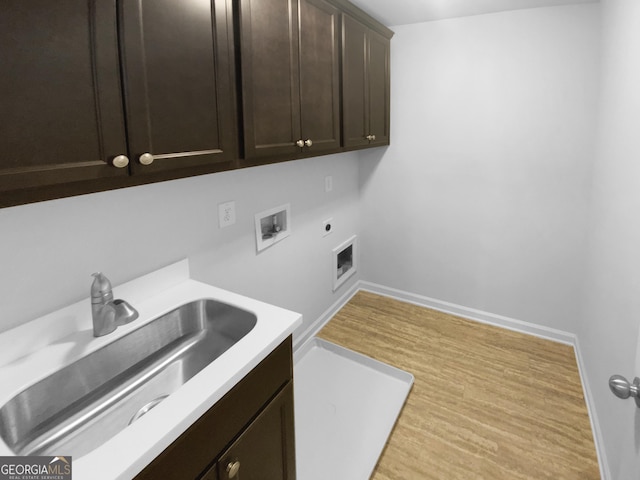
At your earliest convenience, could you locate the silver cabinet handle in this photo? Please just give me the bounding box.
[371,134,376,141]
[304,139,313,147]
[609,374,640,407]
[226,460,240,478]
[295,139,305,148]
[139,152,154,165]
[112,155,129,168]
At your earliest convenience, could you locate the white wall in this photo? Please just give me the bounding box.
[0,153,361,341]
[580,1,640,478]
[360,4,601,333]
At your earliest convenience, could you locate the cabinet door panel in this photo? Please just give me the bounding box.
[239,0,301,159]
[341,14,369,148]
[299,0,341,154]
[120,0,237,174]
[216,383,296,480]
[0,0,128,192]
[368,29,390,146]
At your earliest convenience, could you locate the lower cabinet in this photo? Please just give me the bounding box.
[203,383,295,480]
[134,337,295,480]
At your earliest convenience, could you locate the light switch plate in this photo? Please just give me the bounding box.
[218,201,236,228]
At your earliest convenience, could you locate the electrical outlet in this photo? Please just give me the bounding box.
[218,201,236,228]
[322,218,333,236]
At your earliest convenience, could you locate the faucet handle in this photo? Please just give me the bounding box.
[91,272,114,303]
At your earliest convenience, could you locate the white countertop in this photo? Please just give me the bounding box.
[0,260,302,479]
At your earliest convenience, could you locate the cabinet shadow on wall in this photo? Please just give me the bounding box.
[358,146,388,190]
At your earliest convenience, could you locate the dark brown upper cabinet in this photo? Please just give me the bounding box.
[0,0,237,207]
[342,13,391,149]
[119,0,237,176]
[238,0,341,162]
[0,0,391,209]
[0,0,128,196]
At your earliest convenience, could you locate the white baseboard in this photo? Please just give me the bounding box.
[360,281,577,345]
[573,337,610,480]
[298,280,610,479]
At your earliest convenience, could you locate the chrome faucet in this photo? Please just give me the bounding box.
[91,272,139,337]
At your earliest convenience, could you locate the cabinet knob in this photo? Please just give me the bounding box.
[366,134,376,142]
[139,152,154,165]
[295,139,305,148]
[304,139,313,147]
[112,155,129,168]
[371,134,376,141]
[226,460,240,478]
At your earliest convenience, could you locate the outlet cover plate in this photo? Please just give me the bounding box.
[218,201,236,228]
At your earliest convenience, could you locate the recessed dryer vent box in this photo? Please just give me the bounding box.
[255,204,291,252]
[333,235,357,291]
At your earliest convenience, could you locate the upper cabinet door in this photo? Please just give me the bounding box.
[342,13,391,149]
[367,28,390,147]
[239,0,302,160]
[342,14,369,148]
[0,0,128,194]
[239,0,341,161]
[298,0,341,154]
[119,0,238,175]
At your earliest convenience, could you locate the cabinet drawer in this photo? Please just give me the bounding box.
[134,337,293,480]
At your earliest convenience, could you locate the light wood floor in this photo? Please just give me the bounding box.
[318,291,600,480]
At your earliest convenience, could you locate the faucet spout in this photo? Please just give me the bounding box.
[113,299,139,326]
[91,273,138,337]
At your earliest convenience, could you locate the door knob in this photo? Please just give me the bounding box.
[112,155,129,168]
[609,374,640,407]
[139,152,154,165]
[304,139,313,147]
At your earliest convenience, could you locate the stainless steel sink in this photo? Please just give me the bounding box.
[0,299,257,458]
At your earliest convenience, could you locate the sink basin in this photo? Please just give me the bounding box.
[0,299,257,458]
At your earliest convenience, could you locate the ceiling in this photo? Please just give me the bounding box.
[347,0,599,27]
